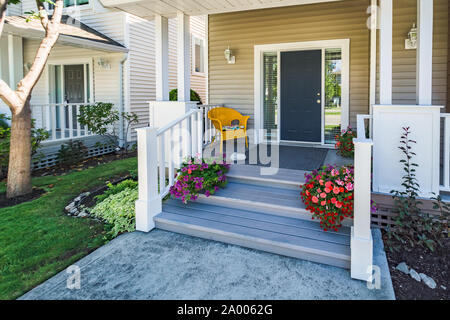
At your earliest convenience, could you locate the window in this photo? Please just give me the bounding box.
[192,36,205,74]
[263,52,278,140]
[324,48,343,144]
[48,0,89,9]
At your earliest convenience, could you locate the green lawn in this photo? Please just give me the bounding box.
[0,157,137,300]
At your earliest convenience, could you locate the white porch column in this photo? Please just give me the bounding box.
[177,12,191,102]
[379,0,393,105]
[155,15,169,101]
[135,127,162,232]
[351,139,373,281]
[416,0,433,105]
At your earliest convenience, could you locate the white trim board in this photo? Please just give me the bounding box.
[253,39,350,145]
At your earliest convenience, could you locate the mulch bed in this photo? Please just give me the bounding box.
[32,151,137,178]
[0,187,46,209]
[382,230,450,300]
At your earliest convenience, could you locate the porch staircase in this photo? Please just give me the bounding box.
[154,165,351,269]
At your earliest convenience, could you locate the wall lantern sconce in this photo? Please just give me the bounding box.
[405,23,418,50]
[224,46,236,64]
[97,58,111,70]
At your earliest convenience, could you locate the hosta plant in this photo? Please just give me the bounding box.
[170,156,230,204]
[335,127,356,158]
[302,165,355,231]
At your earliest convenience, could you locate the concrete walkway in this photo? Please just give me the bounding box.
[20,229,395,300]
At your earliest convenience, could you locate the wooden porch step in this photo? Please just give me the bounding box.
[227,164,306,190]
[155,199,351,269]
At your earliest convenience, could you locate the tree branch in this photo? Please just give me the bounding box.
[15,0,63,111]
[0,0,7,38]
[0,79,21,111]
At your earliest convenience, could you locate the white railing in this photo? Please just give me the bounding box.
[31,103,94,143]
[197,104,222,146]
[135,108,203,232]
[440,114,450,191]
[351,114,374,281]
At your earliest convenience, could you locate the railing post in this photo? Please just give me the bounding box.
[351,138,373,281]
[135,127,162,232]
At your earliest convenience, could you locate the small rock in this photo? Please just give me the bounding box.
[409,269,421,282]
[65,203,75,212]
[77,212,89,218]
[419,273,437,289]
[441,285,447,290]
[396,262,409,274]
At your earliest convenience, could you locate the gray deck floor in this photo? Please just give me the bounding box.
[19,229,394,300]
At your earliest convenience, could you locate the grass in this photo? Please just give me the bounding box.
[0,157,137,300]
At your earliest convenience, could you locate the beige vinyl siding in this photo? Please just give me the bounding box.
[448,0,450,112]
[209,0,448,129]
[208,0,371,129]
[389,0,448,106]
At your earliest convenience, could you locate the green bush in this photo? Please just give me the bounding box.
[95,179,138,203]
[169,89,202,104]
[0,113,49,176]
[57,140,88,166]
[90,187,138,237]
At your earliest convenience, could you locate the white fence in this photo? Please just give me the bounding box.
[31,103,94,143]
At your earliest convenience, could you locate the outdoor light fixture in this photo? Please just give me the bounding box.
[405,23,418,50]
[97,58,111,70]
[224,46,236,64]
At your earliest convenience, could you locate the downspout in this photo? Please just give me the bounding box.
[119,52,128,148]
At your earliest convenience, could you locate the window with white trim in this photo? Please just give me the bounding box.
[48,0,89,9]
[192,36,205,74]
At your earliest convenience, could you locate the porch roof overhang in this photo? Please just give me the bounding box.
[99,0,343,19]
[3,16,128,53]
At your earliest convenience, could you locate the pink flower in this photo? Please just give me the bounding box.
[336,202,342,209]
[321,201,326,206]
[317,188,322,193]
[325,181,333,189]
[331,197,337,204]
[346,183,354,191]
[312,196,319,204]
[333,187,340,195]
[319,179,324,186]
[325,188,331,194]
[320,193,327,199]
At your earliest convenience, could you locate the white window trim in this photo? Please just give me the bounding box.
[253,39,350,145]
[191,35,206,76]
[45,1,92,14]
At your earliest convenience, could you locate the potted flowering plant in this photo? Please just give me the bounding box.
[301,165,355,231]
[335,127,356,158]
[169,156,230,204]
[301,164,377,231]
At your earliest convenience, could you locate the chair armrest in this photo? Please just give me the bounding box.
[240,116,250,128]
[209,117,223,131]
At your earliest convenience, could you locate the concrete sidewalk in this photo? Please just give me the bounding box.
[20,229,395,300]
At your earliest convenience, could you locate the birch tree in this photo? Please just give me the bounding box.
[0,0,63,198]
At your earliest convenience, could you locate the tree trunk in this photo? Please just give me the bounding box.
[6,99,32,198]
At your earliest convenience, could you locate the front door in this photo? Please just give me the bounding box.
[64,65,85,103]
[280,50,322,142]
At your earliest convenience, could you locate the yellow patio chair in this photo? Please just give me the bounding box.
[208,107,249,154]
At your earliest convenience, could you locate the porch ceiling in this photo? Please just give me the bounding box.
[99,0,343,19]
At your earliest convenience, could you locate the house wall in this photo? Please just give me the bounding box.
[208,0,448,129]
[23,39,123,129]
[6,3,22,16]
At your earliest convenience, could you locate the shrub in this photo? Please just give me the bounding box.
[335,127,356,158]
[90,187,138,237]
[387,127,449,252]
[95,179,138,203]
[301,165,356,231]
[169,89,202,104]
[77,102,139,153]
[170,156,230,204]
[57,140,88,166]
[0,113,49,176]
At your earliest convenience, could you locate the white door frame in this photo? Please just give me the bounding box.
[254,39,350,145]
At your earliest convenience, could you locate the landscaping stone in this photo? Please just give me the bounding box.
[395,262,409,275]
[409,268,421,282]
[419,273,437,289]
